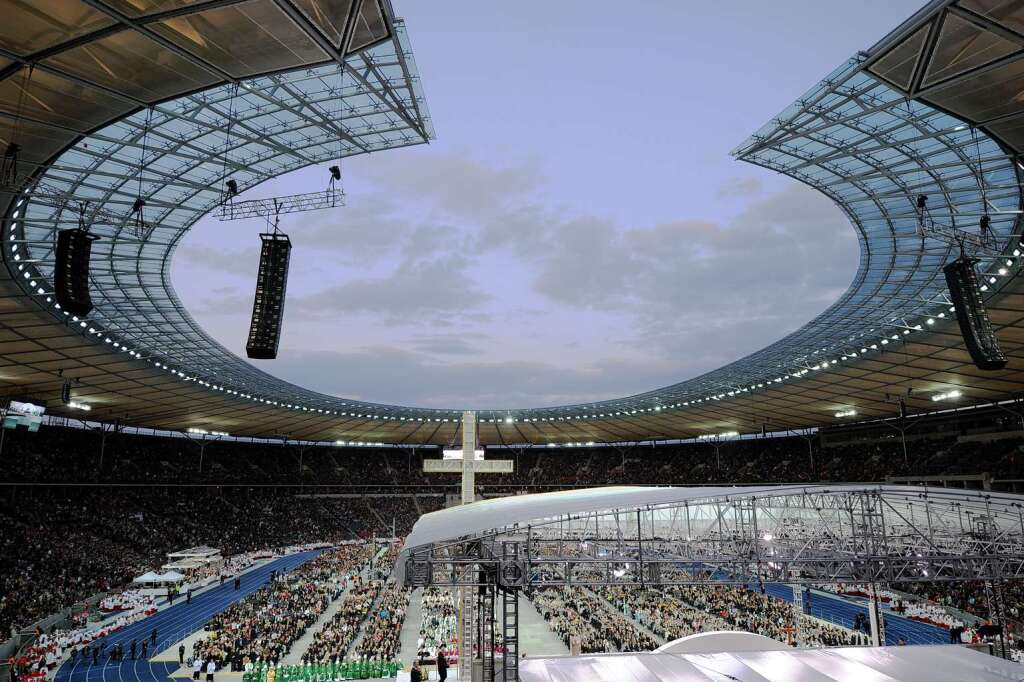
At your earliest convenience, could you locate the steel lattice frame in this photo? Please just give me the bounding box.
[6,19,443,419]
[4,2,1024,436]
[400,485,1024,589]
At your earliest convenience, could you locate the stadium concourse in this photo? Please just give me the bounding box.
[9,0,1024,681]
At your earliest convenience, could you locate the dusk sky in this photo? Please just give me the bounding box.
[173,0,922,410]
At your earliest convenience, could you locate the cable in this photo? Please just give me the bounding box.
[219,83,240,199]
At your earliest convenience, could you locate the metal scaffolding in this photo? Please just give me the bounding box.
[216,186,345,221]
[399,485,1024,681]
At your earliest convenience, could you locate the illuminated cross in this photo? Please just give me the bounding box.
[423,410,512,504]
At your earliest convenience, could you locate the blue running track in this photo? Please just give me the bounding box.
[54,551,322,682]
[762,583,948,645]
[691,565,948,646]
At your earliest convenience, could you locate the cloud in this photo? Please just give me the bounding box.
[360,150,544,220]
[174,148,859,408]
[410,332,488,356]
[265,346,685,408]
[176,244,259,278]
[716,176,763,198]
[525,182,857,361]
[290,253,492,320]
[187,286,252,317]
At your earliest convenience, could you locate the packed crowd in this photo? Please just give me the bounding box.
[354,581,409,662]
[663,580,865,648]
[597,585,731,641]
[193,545,372,669]
[302,545,406,664]
[6,606,152,681]
[547,579,866,654]
[98,590,156,614]
[303,579,382,663]
[6,415,1024,491]
[0,488,435,636]
[530,587,659,653]
[414,588,457,662]
[4,406,1024,641]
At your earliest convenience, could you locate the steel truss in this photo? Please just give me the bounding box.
[216,186,346,221]
[401,487,1024,680]
[402,487,1024,680]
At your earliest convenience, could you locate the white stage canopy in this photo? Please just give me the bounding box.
[132,571,162,584]
[519,646,1023,682]
[167,546,221,560]
[163,559,204,571]
[404,484,1024,550]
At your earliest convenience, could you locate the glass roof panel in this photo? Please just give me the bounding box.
[151,0,328,78]
[44,29,219,103]
[0,67,134,131]
[0,0,116,56]
[6,26,434,419]
[868,24,930,89]
[958,0,1024,36]
[12,8,1015,428]
[292,0,355,46]
[923,13,1020,86]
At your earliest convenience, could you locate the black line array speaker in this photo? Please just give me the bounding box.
[54,228,99,317]
[943,257,1008,371]
[246,232,292,360]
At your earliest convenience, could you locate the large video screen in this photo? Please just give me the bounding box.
[3,400,45,432]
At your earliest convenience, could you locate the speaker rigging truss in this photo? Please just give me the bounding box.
[217,166,344,221]
[3,178,157,241]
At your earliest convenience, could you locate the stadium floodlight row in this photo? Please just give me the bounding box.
[3,0,1024,445]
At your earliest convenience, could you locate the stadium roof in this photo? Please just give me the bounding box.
[3,0,1024,444]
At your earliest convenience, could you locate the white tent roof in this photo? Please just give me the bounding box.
[403,484,1016,551]
[519,646,1022,682]
[404,486,759,550]
[163,559,203,570]
[397,484,1024,584]
[158,571,185,582]
[167,545,220,559]
[656,631,790,655]
[132,571,162,583]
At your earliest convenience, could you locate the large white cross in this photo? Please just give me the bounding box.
[423,411,512,681]
[423,410,512,504]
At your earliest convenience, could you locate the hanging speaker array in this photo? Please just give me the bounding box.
[943,256,1008,371]
[246,231,292,360]
[54,228,99,317]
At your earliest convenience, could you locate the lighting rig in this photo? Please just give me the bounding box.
[217,165,345,221]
